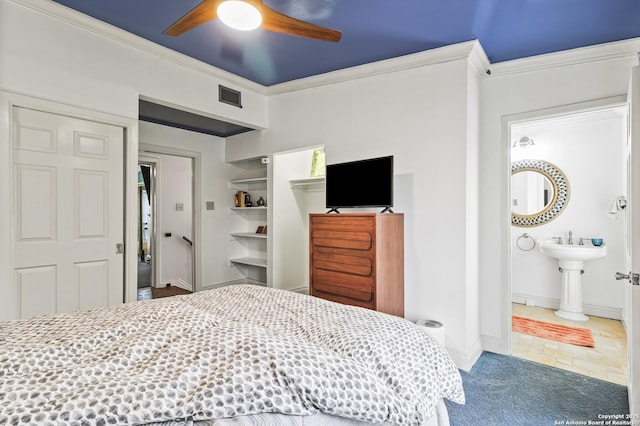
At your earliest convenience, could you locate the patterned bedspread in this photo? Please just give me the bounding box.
[0,285,464,425]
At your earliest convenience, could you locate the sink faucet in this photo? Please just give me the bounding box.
[568,230,573,245]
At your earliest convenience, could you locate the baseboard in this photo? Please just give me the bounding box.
[512,293,557,309]
[512,293,622,320]
[448,337,483,372]
[172,278,192,292]
[482,335,508,355]
[288,286,309,294]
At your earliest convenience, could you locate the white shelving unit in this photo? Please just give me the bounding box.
[227,157,269,284]
[230,232,268,239]
[232,177,268,185]
[230,206,267,211]
[289,176,325,191]
[228,256,268,268]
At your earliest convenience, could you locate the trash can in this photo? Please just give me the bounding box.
[416,319,445,347]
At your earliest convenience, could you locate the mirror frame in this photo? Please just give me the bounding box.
[511,159,570,227]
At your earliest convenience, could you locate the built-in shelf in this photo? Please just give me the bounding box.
[230,257,267,268]
[289,176,325,191]
[230,206,267,212]
[231,177,267,185]
[227,156,269,284]
[231,232,268,239]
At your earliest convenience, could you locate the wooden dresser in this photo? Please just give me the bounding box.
[309,213,404,317]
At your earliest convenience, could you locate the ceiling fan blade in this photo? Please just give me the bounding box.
[261,5,341,42]
[164,0,221,36]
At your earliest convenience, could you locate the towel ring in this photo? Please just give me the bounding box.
[516,233,536,251]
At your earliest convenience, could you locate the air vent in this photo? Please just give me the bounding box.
[219,85,242,108]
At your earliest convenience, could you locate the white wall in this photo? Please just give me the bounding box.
[226,44,487,369]
[463,60,482,358]
[510,108,626,319]
[480,41,639,353]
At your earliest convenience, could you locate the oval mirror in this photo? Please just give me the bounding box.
[511,159,570,227]
[511,171,555,215]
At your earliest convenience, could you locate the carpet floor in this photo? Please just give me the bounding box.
[445,352,629,426]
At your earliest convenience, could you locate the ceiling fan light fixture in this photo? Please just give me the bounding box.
[217,1,262,31]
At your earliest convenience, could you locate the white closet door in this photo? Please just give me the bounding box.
[11,107,124,319]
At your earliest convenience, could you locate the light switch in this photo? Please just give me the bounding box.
[206,201,215,210]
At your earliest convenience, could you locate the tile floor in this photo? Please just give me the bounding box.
[511,303,628,386]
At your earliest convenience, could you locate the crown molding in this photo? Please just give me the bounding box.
[267,40,486,95]
[8,0,268,95]
[489,38,640,77]
[468,40,491,77]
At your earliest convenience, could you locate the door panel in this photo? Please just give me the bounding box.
[15,265,57,319]
[74,170,108,238]
[15,165,57,240]
[11,107,124,318]
[76,260,109,310]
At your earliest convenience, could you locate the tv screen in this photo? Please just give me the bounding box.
[325,155,394,210]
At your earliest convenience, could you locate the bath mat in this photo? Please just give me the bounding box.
[512,316,595,347]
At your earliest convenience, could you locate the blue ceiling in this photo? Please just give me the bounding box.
[51,0,640,86]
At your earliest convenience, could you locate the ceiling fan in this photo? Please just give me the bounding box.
[164,0,342,42]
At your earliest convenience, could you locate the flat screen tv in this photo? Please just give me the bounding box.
[325,155,394,212]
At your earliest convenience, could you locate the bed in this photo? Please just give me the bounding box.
[0,284,464,425]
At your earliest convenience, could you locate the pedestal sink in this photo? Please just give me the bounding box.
[538,239,607,321]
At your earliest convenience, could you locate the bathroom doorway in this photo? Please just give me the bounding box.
[508,102,628,385]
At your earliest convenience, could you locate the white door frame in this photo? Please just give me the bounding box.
[0,91,139,320]
[498,95,628,355]
[139,143,201,293]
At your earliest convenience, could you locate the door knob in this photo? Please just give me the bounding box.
[616,271,640,285]
[615,272,630,280]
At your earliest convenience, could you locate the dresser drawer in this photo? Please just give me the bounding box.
[311,229,373,251]
[310,215,375,232]
[311,289,375,310]
[312,251,372,276]
[311,268,374,302]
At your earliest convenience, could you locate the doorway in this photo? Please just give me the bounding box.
[136,149,195,301]
[508,103,628,385]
